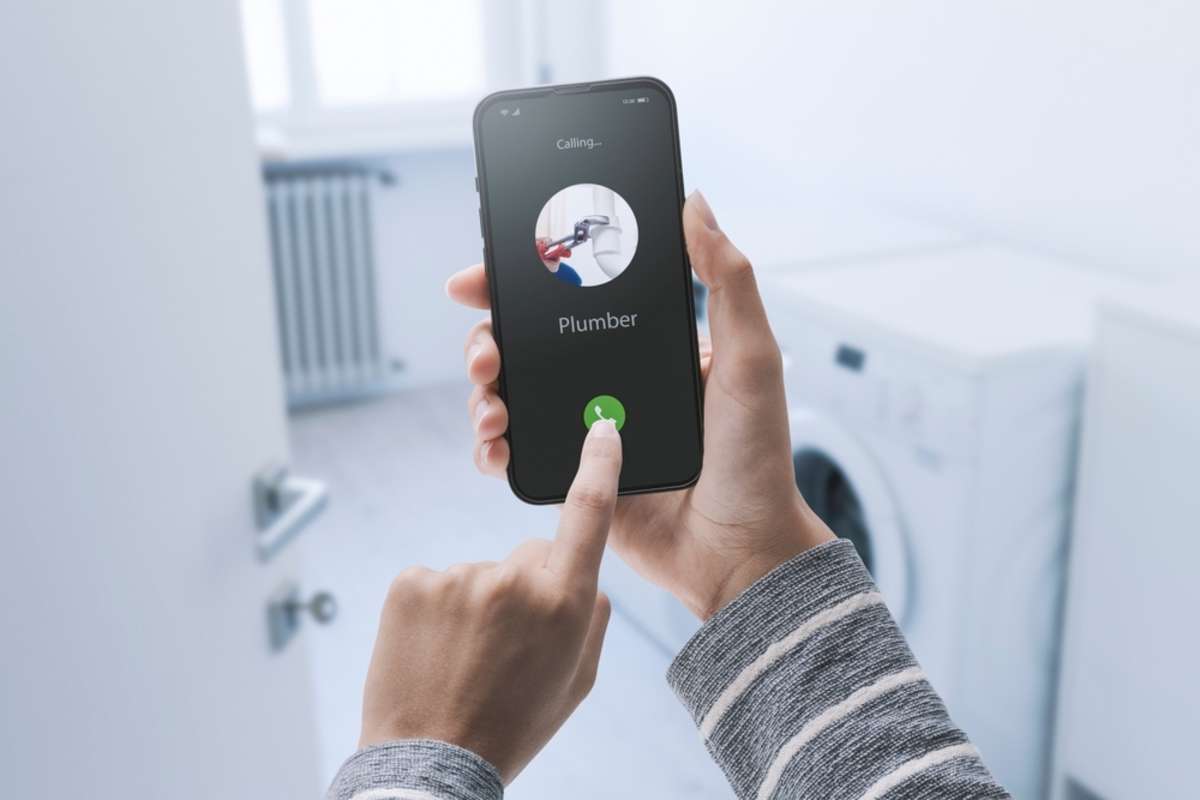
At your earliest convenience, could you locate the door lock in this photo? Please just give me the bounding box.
[268,581,338,653]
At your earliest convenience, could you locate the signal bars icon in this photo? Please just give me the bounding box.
[499,108,520,117]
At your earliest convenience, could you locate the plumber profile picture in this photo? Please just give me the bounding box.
[534,183,638,287]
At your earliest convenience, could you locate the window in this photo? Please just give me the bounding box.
[308,1,486,107]
[238,0,605,157]
[240,0,290,112]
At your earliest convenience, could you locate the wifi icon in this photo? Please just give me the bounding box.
[499,109,510,116]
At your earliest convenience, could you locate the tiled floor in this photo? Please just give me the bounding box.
[289,382,731,798]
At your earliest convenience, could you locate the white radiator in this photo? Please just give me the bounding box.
[263,164,393,408]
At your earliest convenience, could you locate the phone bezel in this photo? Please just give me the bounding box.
[472,76,704,504]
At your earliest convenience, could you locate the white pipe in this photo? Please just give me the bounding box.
[590,185,625,278]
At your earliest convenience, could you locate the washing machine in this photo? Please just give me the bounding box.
[761,244,1134,800]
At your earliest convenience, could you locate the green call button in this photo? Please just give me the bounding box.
[583,394,626,432]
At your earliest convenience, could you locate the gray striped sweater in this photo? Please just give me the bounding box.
[328,540,1010,799]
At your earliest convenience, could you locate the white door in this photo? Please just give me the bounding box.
[0,3,325,797]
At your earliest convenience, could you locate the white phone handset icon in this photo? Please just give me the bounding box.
[594,405,617,424]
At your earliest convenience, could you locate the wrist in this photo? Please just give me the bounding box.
[697,502,835,620]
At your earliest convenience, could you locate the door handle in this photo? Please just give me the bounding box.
[253,464,328,562]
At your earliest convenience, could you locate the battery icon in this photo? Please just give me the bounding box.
[636,97,649,103]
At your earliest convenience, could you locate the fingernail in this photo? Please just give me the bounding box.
[588,418,618,438]
[467,343,482,367]
[480,440,493,464]
[689,190,719,231]
[444,276,454,297]
[474,397,490,428]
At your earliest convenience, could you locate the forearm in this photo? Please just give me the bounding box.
[326,739,503,800]
[668,539,1009,799]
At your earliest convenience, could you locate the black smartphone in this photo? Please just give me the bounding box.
[472,77,704,504]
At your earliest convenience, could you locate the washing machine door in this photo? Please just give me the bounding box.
[790,408,911,623]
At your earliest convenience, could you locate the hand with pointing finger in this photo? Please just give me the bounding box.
[359,419,622,784]
[450,191,836,620]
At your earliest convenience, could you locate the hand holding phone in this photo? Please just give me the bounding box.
[450,191,836,620]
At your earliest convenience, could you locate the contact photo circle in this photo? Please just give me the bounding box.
[533,183,638,287]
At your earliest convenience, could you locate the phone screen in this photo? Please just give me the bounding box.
[474,78,703,503]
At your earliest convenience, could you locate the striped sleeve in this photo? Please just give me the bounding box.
[667,539,1010,800]
[326,739,503,800]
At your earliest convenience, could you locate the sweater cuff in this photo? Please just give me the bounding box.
[666,538,874,724]
[326,739,504,800]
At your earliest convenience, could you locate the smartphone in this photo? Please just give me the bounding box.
[472,77,704,504]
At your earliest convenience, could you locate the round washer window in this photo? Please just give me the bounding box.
[793,448,875,575]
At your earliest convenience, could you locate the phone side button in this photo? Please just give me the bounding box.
[478,207,483,237]
[474,175,479,192]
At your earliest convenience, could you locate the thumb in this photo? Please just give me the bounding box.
[683,191,781,383]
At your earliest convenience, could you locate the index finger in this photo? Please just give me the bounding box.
[547,419,623,583]
[446,263,491,309]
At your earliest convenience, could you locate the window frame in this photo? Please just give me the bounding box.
[247,0,605,157]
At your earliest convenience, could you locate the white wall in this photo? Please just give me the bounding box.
[374,1,1200,388]
[373,149,484,389]
[604,0,1200,279]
